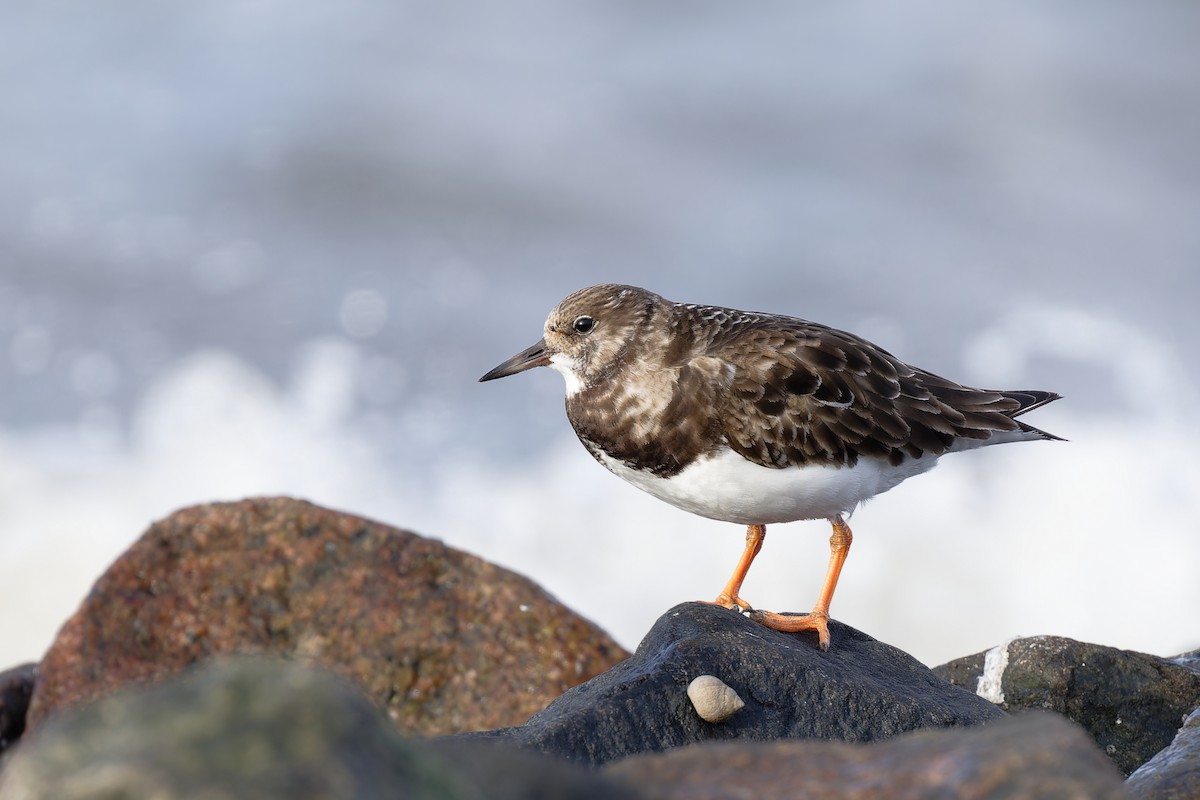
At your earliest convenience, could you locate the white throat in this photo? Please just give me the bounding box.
[549,353,586,397]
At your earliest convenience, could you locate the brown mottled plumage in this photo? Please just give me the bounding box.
[481,284,1061,650]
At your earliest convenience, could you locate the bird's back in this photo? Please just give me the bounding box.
[670,302,1061,471]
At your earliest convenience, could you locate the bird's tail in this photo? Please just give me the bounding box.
[1001,390,1064,441]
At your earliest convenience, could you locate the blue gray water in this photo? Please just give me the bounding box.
[2,1,1198,666]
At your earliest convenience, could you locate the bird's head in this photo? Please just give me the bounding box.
[479,284,660,395]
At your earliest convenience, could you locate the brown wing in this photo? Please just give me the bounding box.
[710,318,1060,469]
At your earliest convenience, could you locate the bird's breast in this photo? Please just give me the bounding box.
[566,372,711,475]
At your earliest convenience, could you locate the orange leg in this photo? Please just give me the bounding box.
[707,524,766,613]
[749,516,853,651]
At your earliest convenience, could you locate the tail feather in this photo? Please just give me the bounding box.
[1001,390,1064,441]
[1001,389,1062,417]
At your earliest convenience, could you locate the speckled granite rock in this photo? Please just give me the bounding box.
[26,497,628,735]
[458,602,1005,766]
[606,711,1126,800]
[934,635,1200,775]
[2,658,638,799]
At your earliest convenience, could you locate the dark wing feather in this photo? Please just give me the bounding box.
[709,317,1060,469]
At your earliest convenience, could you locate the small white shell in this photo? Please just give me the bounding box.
[686,675,745,723]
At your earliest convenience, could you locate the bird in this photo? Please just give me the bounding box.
[479,284,1061,650]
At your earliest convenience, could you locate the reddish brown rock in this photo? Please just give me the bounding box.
[27,497,627,735]
[606,712,1126,800]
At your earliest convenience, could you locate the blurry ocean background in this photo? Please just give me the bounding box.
[2,1,1198,669]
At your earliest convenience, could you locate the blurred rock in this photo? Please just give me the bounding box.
[0,663,36,757]
[2,658,637,800]
[458,602,1004,766]
[1168,647,1200,674]
[607,711,1126,800]
[934,635,1200,776]
[1126,706,1200,800]
[430,739,642,800]
[27,497,628,735]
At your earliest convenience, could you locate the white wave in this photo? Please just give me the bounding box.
[1,308,1196,669]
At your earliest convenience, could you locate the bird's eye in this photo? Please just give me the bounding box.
[572,316,595,334]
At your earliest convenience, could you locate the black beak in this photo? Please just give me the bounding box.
[479,339,551,382]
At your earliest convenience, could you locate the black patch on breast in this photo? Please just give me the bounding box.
[566,364,723,479]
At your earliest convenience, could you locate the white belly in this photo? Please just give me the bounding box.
[593,447,941,525]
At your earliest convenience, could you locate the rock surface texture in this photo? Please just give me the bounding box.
[25,497,628,735]
[1125,704,1200,799]
[459,602,1006,766]
[2,659,638,800]
[3,641,1133,800]
[4,497,1193,798]
[606,711,1127,800]
[0,663,35,755]
[934,635,1200,775]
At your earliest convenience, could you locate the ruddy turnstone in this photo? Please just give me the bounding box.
[480,284,1061,650]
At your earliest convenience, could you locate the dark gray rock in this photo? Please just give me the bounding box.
[0,663,35,755]
[0,658,636,800]
[429,739,641,800]
[607,711,1126,800]
[1168,648,1200,674]
[459,602,1005,766]
[933,635,1200,776]
[1126,706,1200,800]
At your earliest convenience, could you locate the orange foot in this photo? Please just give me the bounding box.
[705,517,850,652]
[705,592,753,614]
[748,607,831,651]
